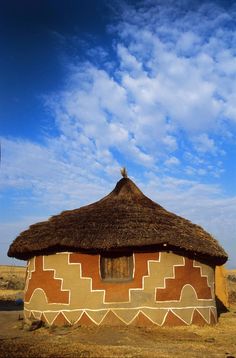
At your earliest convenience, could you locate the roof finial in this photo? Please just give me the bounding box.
[120,167,128,178]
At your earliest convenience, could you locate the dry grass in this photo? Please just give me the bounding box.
[227,270,236,305]
[0,265,26,275]
[0,289,23,299]
[0,265,25,302]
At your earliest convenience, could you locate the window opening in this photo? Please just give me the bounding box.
[100,253,134,282]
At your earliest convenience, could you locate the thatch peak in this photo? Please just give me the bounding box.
[106,177,145,200]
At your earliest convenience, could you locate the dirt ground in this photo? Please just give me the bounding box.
[0,308,236,358]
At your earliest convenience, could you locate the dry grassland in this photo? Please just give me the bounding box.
[228,270,236,304]
[0,265,26,275]
[0,265,25,303]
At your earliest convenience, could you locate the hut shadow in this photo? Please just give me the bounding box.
[0,299,23,311]
[216,295,229,316]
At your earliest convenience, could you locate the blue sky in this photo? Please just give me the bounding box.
[0,0,236,268]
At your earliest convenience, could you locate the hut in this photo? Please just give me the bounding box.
[8,173,228,327]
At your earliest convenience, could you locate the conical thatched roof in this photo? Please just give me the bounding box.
[8,177,227,265]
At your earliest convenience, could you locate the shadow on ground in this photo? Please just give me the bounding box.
[0,300,23,311]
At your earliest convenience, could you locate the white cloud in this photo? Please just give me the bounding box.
[193,134,217,154]
[1,1,236,267]
[164,156,180,166]
[0,137,117,211]
[142,172,236,267]
[117,44,143,75]
[0,217,49,265]
[176,31,201,55]
[46,1,236,170]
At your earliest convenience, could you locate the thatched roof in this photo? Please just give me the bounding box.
[8,177,227,265]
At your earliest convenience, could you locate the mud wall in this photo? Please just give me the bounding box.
[215,265,229,309]
[24,251,217,326]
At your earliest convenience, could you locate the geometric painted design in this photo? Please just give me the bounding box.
[29,311,37,320]
[25,256,70,304]
[112,309,139,324]
[210,309,217,325]
[24,310,31,320]
[24,306,217,327]
[29,307,216,327]
[43,311,59,325]
[23,251,217,327]
[129,311,155,327]
[76,312,97,326]
[32,310,42,320]
[156,258,212,301]
[191,309,209,326]
[141,308,168,326]
[172,308,195,325]
[52,312,71,326]
[195,307,211,323]
[86,310,107,325]
[40,312,48,324]
[163,310,186,326]
[70,252,159,303]
[63,311,84,326]
[100,311,126,326]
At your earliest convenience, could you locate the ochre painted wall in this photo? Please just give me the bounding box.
[24,251,217,326]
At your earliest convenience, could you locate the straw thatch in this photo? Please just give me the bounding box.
[8,177,227,264]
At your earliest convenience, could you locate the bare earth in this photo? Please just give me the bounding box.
[0,309,236,358]
[0,265,236,358]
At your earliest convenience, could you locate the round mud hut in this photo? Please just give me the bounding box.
[8,174,228,327]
